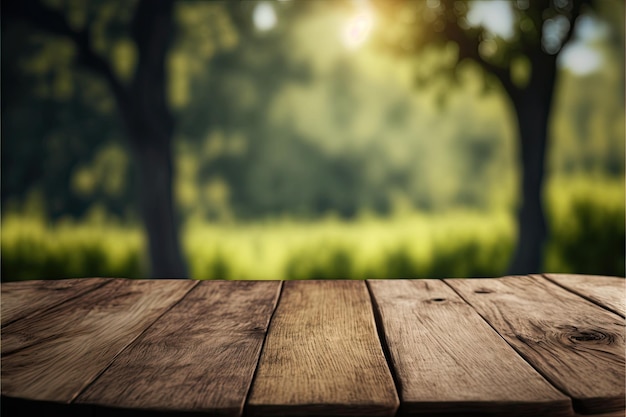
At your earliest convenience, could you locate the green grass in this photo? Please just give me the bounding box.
[0,211,515,281]
[1,216,145,281]
[2,177,624,281]
[184,211,514,280]
[544,176,625,276]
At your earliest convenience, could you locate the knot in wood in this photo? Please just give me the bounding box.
[564,327,613,344]
[569,330,605,342]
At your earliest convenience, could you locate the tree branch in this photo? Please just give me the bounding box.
[444,21,519,98]
[4,0,128,104]
[558,0,592,52]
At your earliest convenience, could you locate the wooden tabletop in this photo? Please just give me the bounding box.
[1,274,624,417]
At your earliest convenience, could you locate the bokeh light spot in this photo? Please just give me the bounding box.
[253,2,277,31]
[342,12,374,49]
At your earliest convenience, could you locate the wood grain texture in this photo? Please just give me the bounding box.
[447,275,625,414]
[1,278,109,327]
[77,280,282,417]
[1,278,196,403]
[575,412,626,417]
[368,279,572,417]
[544,274,626,318]
[247,280,399,417]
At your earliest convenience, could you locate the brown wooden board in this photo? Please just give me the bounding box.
[544,274,626,318]
[1,278,196,403]
[247,280,399,417]
[1,278,109,327]
[575,412,626,417]
[447,275,625,414]
[367,279,572,417]
[77,280,282,417]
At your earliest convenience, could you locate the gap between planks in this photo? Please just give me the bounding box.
[76,280,283,416]
[241,280,285,417]
[69,279,202,403]
[441,276,576,402]
[542,274,626,318]
[1,278,112,329]
[246,280,399,417]
[2,278,199,404]
[371,278,571,417]
[443,276,626,417]
[444,275,624,414]
[364,280,404,404]
[4,276,622,416]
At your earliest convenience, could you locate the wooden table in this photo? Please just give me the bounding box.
[1,274,624,417]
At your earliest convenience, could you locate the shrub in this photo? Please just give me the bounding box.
[284,243,357,280]
[545,177,625,276]
[2,178,623,281]
[1,215,144,281]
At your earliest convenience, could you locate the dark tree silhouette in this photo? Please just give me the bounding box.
[4,0,187,278]
[376,0,593,273]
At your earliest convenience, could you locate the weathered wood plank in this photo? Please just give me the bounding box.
[1,278,109,327]
[77,280,282,417]
[368,279,572,417]
[247,280,399,417]
[544,274,625,318]
[575,412,626,417]
[1,278,196,403]
[447,275,625,414]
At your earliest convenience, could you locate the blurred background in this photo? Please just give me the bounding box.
[1,0,624,281]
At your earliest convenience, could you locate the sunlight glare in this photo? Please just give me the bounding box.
[342,11,374,50]
[466,1,514,40]
[558,43,603,75]
[557,15,607,75]
[253,2,277,31]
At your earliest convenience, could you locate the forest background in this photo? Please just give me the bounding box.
[2,0,624,281]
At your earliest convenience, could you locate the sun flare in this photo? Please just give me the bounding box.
[342,11,374,50]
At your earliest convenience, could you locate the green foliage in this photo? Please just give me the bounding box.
[2,2,624,280]
[379,245,422,278]
[3,1,623,225]
[2,178,623,281]
[429,235,512,278]
[545,177,625,276]
[1,215,144,281]
[285,243,357,280]
[192,250,234,281]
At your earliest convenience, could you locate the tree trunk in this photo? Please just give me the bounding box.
[121,73,187,278]
[5,0,188,278]
[130,132,187,278]
[124,0,187,278]
[507,58,557,275]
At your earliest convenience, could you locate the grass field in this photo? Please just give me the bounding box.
[2,177,624,281]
